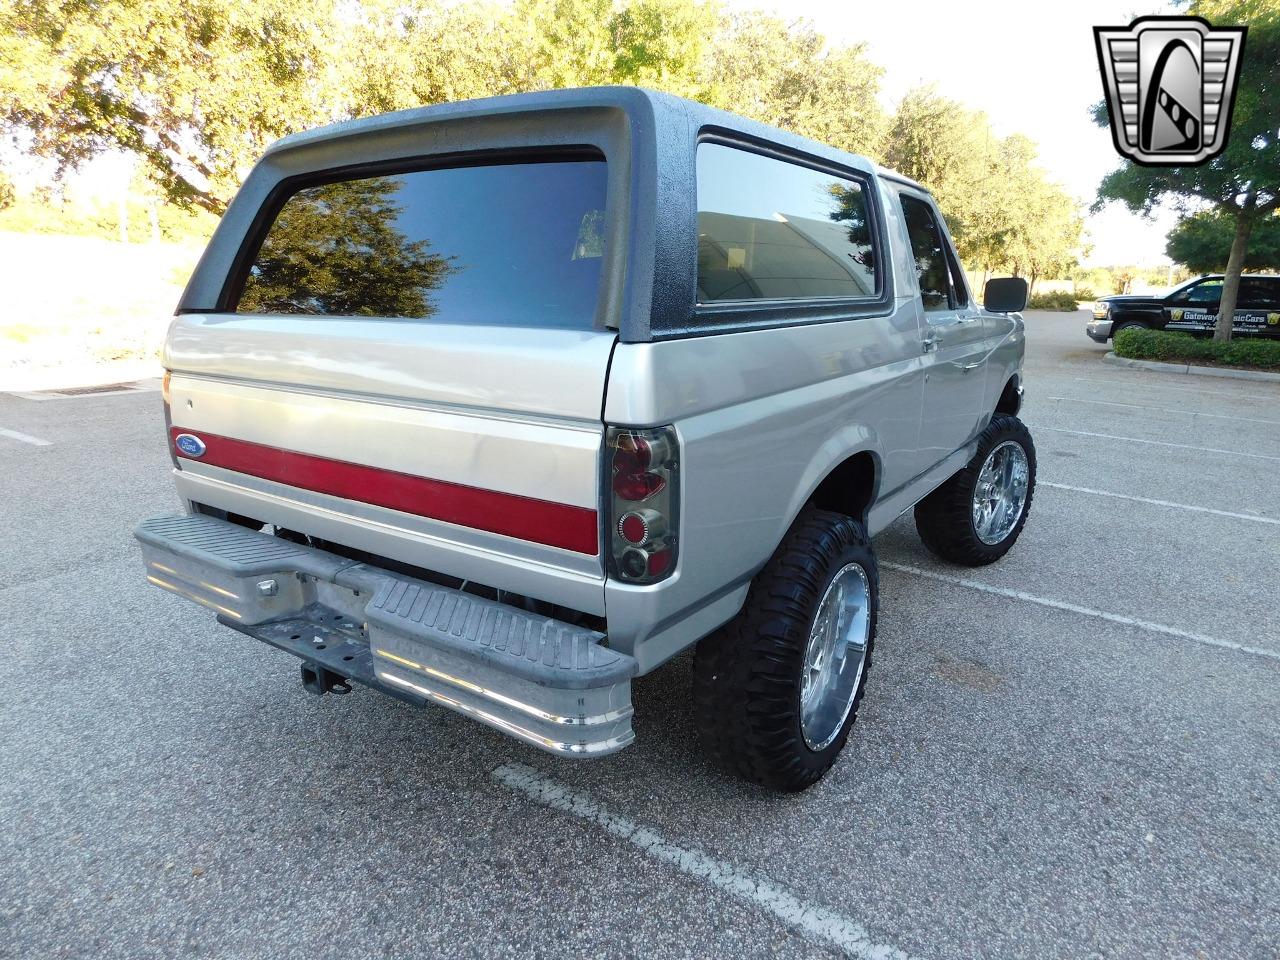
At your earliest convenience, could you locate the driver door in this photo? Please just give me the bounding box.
[898,191,988,473]
[1165,277,1222,333]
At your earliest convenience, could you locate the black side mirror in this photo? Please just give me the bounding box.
[983,277,1029,313]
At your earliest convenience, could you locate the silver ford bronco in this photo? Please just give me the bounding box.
[136,87,1034,790]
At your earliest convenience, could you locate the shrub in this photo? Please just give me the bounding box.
[1026,290,1082,311]
[1113,327,1280,371]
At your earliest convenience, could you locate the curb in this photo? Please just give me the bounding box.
[1103,352,1280,384]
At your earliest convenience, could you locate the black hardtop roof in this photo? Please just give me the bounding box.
[181,86,914,340]
[262,86,913,184]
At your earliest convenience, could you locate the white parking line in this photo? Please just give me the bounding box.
[1041,427,1280,462]
[1040,482,1280,525]
[0,426,52,447]
[883,562,1280,663]
[1070,376,1279,403]
[491,762,912,960]
[1046,395,1280,426]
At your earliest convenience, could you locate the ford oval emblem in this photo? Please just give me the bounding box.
[174,433,206,458]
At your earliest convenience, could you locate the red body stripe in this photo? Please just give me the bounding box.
[170,427,599,555]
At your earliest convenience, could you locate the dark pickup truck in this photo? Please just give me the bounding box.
[1086,274,1280,343]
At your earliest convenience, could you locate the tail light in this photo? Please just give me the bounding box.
[605,425,679,584]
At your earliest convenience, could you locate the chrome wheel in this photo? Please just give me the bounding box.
[799,562,871,751]
[972,439,1030,545]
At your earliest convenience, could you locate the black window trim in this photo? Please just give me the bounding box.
[685,129,894,333]
[212,145,608,316]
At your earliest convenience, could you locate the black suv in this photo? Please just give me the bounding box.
[1086,274,1280,342]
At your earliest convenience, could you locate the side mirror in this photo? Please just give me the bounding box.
[983,277,1029,313]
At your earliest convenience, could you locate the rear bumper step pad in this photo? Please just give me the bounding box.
[135,514,635,756]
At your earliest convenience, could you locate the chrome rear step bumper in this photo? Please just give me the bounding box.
[135,514,635,756]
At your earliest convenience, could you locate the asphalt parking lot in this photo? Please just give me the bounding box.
[2,309,1278,960]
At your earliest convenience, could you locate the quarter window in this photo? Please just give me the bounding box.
[234,158,608,328]
[695,143,879,303]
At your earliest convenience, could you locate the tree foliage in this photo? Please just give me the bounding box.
[884,88,1083,283]
[1,0,350,214]
[701,12,884,156]
[1166,210,1280,271]
[2,0,1080,281]
[1094,0,1280,338]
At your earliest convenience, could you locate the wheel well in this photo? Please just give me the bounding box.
[996,376,1022,416]
[810,451,877,523]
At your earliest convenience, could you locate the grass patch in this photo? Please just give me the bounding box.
[1114,327,1280,371]
[1027,290,1082,311]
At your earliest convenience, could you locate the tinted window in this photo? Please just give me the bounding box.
[1183,279,1222,304]
[235,159,607,327]
[1239,278,1280,309]
[900,195,953,311]
[695,143,878,302]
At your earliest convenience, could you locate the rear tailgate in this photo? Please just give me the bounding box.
[167,320,614,614]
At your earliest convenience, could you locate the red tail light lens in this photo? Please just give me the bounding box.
[605,426,679,584]
[611,433,670,501]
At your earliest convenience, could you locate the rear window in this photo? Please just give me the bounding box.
[234,158,607,327]
[695,143,878,303]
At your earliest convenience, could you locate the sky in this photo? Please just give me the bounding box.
[726,0,1184,265]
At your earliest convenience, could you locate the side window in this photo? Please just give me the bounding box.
[899,194,956,311]
[695,143,879,302]
[1237,278,1280,309]
[1184,279,1223,304]
[1237,279,1263,309]
[1261,279,1280,310]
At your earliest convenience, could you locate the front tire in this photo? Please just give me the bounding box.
[692,508,877,792]
[914,414,1036,566]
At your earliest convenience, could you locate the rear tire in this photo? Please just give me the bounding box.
[914,414,1036,566]
[692,508,877,792]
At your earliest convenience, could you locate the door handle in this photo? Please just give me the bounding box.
[955,315,980,324]
[922,334,938,353]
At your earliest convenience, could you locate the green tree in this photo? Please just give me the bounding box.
[237,177,456,317]
[1166,210,1280,271]
[1094,0,1280,340]
[702,12,885,156]
[612,0,718,97]
[882,88,995,263]
[0,0,349,214]
[884,89,1083,284]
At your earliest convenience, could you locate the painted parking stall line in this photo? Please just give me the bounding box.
[1040,427,1280,463]
[0,426,52,447]
[1040,482,1280,526]
[1069,375,1280,403]
[491,763,913,960]
[1045,395,1280,427]
[883,562,1280,664]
